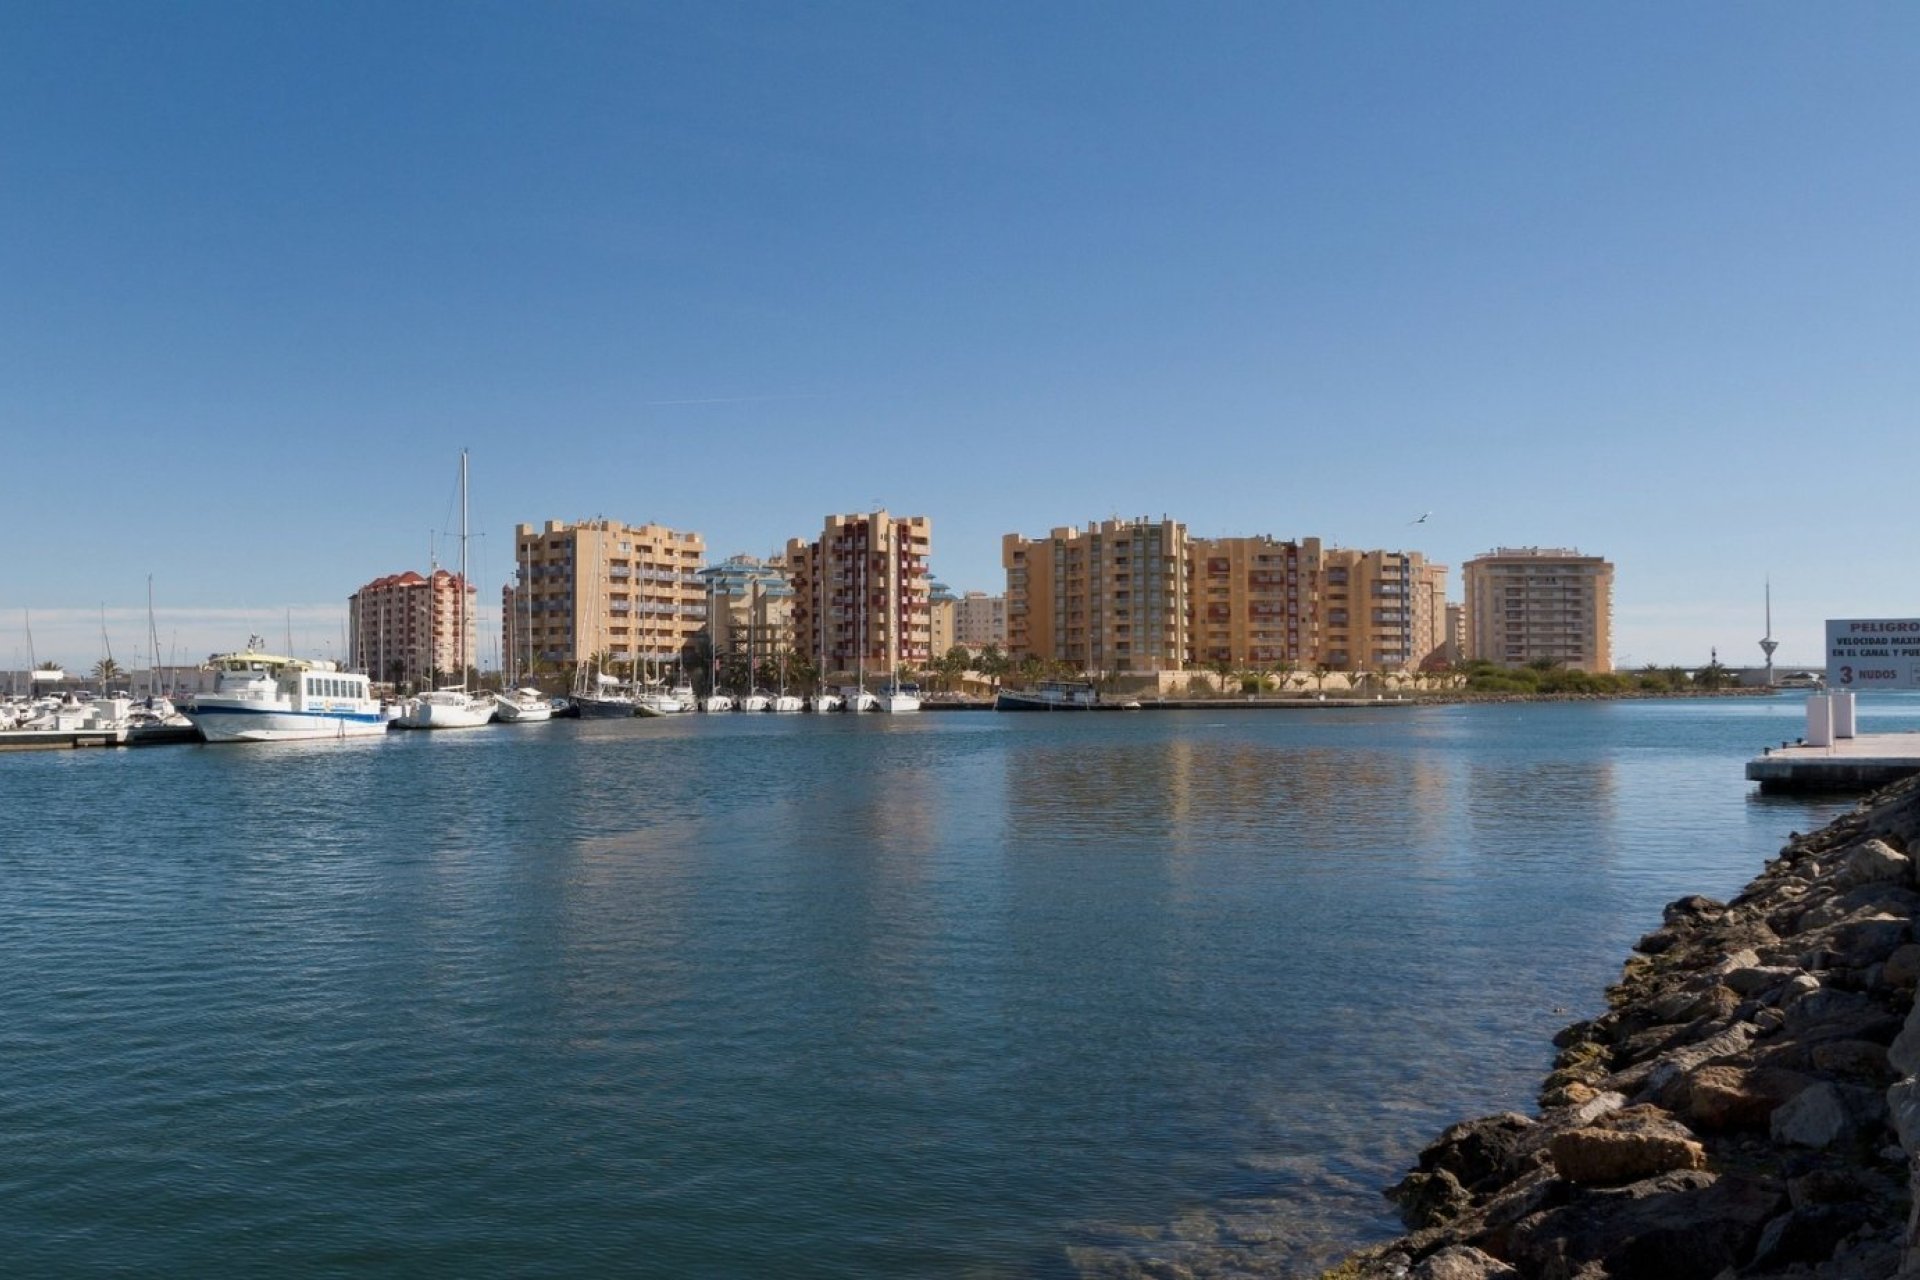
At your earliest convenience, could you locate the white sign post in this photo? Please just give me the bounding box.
[1826,618,1920,691]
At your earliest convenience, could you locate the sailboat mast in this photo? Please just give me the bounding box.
[100,603,115,686]
[147,576,158,697]
[458,448,469,687]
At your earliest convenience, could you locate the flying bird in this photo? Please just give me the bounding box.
[1409,511,1432,525]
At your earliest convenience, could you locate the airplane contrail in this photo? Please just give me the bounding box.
[643,393,828,406]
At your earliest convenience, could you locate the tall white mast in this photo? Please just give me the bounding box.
[459,448,469,687]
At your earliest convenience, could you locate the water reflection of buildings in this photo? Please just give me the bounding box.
[1002,735,1430,863]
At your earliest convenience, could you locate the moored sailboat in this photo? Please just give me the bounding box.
[394,450,494,730]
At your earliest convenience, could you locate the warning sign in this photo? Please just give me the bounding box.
[1826,618,1920,689]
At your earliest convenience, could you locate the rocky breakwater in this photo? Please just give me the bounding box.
[1328,776,1920,1280]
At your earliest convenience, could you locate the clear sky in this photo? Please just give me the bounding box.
[4,2,1915,671]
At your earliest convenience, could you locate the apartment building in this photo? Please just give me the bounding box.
[786,511,933,677]
[1003,517,1191,673]
[1463,547,1614,672]
[929,582,958,658]
[349,569,477,688]
[1189,536,1323,669]
[1316,548,1450,673]
[504,519,707,676]
[696,555,795,667]
[953,591,1007,650]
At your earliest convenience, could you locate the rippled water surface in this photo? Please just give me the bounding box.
[5,698,1917,1276]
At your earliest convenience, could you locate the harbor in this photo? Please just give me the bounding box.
[6,696,1911,1277]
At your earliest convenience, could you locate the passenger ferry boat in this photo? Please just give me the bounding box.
[184,642,386,743]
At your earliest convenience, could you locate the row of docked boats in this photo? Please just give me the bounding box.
[0,691,195,736]
[5,660,1123,748]
[572,679,922,718]
[168,645,932,743]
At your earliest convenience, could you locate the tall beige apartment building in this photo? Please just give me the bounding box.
[1187,539,1448,674]
[1004,517,1192,673]
[1463,547,1614,672]
[504,519,707,676]
[1316,548,1450,673]
[350,569,478,688]
[786,511,933,677]
[953,591,1007,650]
[1190,536,1323,668]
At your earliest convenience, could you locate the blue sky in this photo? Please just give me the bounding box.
[4,2,1916,670]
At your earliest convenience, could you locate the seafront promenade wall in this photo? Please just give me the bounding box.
[1323,775,1920,1280]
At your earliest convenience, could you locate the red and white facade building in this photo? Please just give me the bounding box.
[348,569,478,690]
[786,510,933,678]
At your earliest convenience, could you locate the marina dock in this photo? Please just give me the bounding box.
[1745,732,1920,793]
[0,724,202,752]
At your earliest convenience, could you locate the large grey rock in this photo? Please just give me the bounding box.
[1708,947,1763,977]
[1887,1076,1920,1152]
[1409,1245,1519,1280]
[1772,1082,1848,1148]
[1769,1080,1884,1149]
[1833,837,1912,889]
[1889,998,1920,1078]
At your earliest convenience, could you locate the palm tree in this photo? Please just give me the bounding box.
[935,646,972,693]
[975,645,1009,690]
[1208,656,1235,696]
[93,657,122,684]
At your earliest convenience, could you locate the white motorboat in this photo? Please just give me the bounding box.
[185,645,387,743]
[393,688,495,729]
[493,687,553,723]
[634,688,691,717]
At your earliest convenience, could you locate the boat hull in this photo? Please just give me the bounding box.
[995,683,1100,711]
[186,703,389,743]
[394,695,495,729]
[572,697,635,719]
[494,699,553,723]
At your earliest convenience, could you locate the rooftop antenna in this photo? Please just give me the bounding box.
[1758,578,1779,687]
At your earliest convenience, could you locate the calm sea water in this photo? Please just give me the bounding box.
[4,697,1916,1277]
